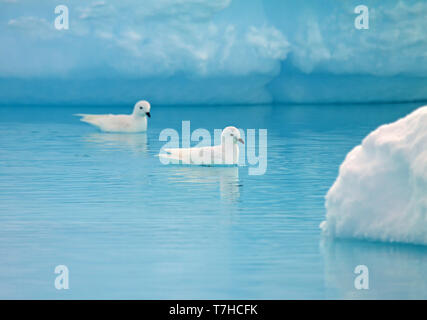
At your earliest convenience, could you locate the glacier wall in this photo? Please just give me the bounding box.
[1,0,427,104]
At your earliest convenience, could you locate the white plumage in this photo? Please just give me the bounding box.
[159,126,244,166]
[75,100,151,133]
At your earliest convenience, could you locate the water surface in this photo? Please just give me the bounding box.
[0,103,426,299]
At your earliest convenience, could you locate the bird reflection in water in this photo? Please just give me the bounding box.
[85,133,148,154]
[168,166,241,202]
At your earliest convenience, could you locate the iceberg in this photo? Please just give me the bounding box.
[321,106,427,245]
[1,0,427,104]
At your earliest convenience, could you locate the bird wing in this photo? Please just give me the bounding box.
[74,114,132,131]
[163,147,196,162]
[74,114,110,126]
[161,145,222,164]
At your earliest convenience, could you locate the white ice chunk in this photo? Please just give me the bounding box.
[321,106,427,245]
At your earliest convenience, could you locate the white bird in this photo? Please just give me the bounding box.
[74,100,151,132]
[159,126,244,166]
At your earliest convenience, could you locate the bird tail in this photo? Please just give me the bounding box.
[159,148,182,160]
[73,114,97,124]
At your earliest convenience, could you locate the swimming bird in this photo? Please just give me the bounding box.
[74,100,151,132]
[159,126,244,165]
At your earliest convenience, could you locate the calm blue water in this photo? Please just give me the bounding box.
[0,103,426,299]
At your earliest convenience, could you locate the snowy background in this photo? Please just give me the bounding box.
[1,0,427,105]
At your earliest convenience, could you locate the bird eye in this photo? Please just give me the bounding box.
[140,107,143,109]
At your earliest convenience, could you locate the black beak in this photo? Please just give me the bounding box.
[146,112,151,118]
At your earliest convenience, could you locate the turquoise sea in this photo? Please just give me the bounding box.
[0,103,426,299]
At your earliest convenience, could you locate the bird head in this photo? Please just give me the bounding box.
[133,100,151,118]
